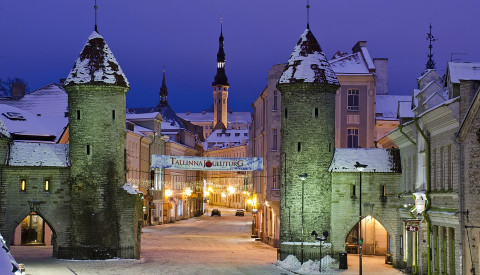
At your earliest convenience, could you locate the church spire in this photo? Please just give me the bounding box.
[213,17,229,86]
[426,23,437,70]
[159,69,168,106]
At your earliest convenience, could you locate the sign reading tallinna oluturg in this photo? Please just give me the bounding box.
[151,155,263,171]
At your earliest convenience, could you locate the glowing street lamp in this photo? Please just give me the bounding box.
[227,186,235,195]
[354,161,368,275]
[165,189,172,198]
[185,187,192,197]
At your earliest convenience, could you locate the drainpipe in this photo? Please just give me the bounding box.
[398,124,418,271]
[415,118,432,275]
[453,133,465,274]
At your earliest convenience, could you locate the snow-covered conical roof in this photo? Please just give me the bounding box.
[65,31,129,88]
[279,29,339,86]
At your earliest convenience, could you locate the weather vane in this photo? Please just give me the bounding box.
[426,23,437,70]
[94,0,98,32]
[306,0,310,29]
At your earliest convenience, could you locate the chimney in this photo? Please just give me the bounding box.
[373,58,389,95]
[459,80,480,121]
[352,41,367,53]
[11,83,25,99]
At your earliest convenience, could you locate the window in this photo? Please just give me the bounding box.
[87,144,91,155]
[273,90,278,111]
[112,110,116,120]
[20,179,26,192]
[226,133,231,137]
[272,129,278,151]
[447,145,452,189]
[440,147,445,189]
[217,133,222,137]
[77,110,81,120]
[235,133,240,137]
[347,89,359,111]
[347,128,359,148]
[314,108,319,118]
[297,142,302,152]
[285,108,288,119]
[351,184,356,198]
[44,179,50,192]
[272,167,279,189]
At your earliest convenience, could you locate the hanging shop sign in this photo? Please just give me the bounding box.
[151,155,263,171]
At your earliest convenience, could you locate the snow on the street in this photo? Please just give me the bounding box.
[10,207,290,275]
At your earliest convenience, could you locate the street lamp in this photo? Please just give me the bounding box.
[354,162,367,275]
[299,173,308,264]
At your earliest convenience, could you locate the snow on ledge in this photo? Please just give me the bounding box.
[122,183,142,195]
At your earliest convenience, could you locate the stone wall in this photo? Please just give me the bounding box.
[279,83,337,261]
[0,165,71,257]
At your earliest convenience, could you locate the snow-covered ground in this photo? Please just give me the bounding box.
[9,207,404,275]
[10,207,286,275]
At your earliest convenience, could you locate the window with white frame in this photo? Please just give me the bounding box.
[273,90,278,111]
[347,128,359,148]
[347,89,360,111]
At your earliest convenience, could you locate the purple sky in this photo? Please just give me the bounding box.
[1,1,479,112]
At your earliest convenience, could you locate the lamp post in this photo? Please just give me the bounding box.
[354,162,367,275]
[299,173,308,264]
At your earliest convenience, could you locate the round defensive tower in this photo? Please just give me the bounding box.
[62,31,140,259]
[277,27,340,261]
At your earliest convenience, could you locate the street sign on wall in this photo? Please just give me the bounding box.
[406,225,419,232]
[151,155,263,171]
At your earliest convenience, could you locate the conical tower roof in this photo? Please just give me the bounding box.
[65,31,129,88]
[278,29,339,86]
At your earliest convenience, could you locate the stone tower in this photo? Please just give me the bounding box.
[277,27,340,260]
[63,30,141,259]
[212,22,229,130]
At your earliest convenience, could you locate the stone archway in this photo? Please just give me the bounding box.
[345,215,389,256]
[7,210,59,257]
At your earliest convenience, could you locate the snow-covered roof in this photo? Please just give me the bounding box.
[329,51,371,75]
[398,101,414,118]
[65,31,129,88]
[126,112,161,120]
[177,111,252,124]
[204,129,248,150]
[329,148,401,173]
[0,83,68,118]
[447,62,480,83]
[0,104,59,140]
[278,29,339,85]
[376,95,411,119]
[7,141,70,167]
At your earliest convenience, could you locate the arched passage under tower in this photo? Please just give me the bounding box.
[345,216,390,256]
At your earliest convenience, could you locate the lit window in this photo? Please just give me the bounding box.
[44,180,50,192]
[20,180,26,191]
[272,167,279,189]
[347,89,359,111]
[347,128,359,148]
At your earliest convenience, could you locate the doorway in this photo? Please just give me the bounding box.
[345,216,388,255]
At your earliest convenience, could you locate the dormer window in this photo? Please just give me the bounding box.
[3,112,25,121]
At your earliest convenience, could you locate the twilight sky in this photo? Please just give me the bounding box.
[1,1,479,112]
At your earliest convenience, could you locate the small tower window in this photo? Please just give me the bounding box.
[87,145,91,155]
[219,98,221,104]
[285,108,288,119]
[20,179,26,192]
[77,110,81,120]
[44,179,50,192]
[315,108,319,118]
[112,110,116,120]
[351,184,356,198]
[297,142,302,152]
